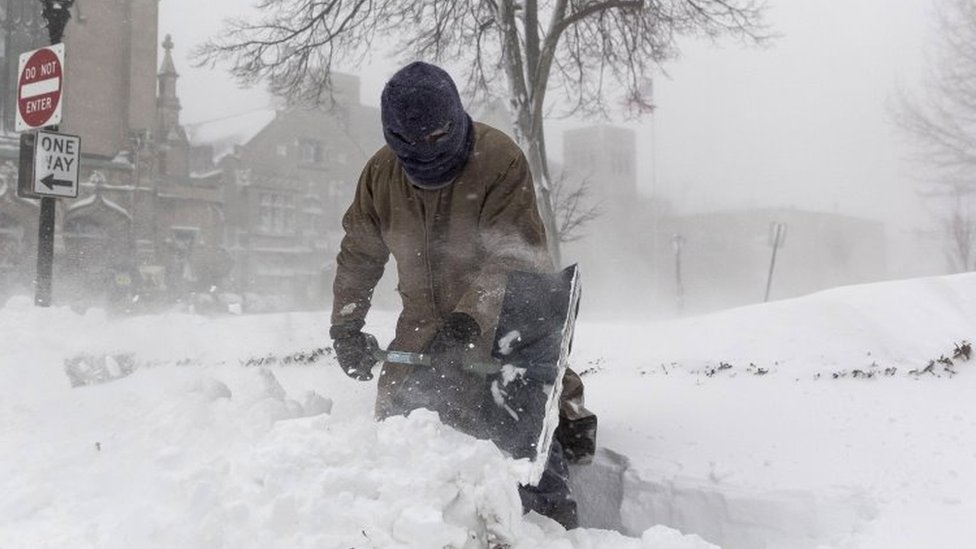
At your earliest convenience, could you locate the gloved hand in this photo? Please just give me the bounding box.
[426,312,481,370]
[330,325,379,381]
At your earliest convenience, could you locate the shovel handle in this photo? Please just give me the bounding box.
[375,349,432,367]
[367,340,501,377]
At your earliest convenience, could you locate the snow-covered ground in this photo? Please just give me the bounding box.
[1,272,974,548]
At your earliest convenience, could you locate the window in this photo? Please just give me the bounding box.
[284,195,296,233]
[259,193,272,232]
[299,139,323,164]
[258,192,297,235]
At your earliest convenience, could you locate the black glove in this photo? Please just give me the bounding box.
[330,325,378,381]
[426,313,481,370]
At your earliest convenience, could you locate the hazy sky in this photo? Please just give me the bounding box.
[160,0,936,233]
[643,0,933,228]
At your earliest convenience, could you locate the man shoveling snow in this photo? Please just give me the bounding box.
[329,61,597,529]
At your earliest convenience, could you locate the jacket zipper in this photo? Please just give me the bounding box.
[420,190,439,319]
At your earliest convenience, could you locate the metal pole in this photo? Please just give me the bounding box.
[764,223,785,303]
[33,0,73,307]
[34,197,56,306]
[672,233,684,314]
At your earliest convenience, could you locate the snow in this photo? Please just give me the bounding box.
[498,330,521,355]
[65,193,133,220]
[184,109,278,160]
[2,272,976,548]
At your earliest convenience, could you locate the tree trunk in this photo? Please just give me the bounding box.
[524,130,562,267]
[496,0,563,267]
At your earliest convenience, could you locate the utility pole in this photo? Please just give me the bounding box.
[764,222,787,302]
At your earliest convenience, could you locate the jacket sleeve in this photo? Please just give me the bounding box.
[453,150,553,338]
[331,163,390,333]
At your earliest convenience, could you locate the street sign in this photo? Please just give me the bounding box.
[32,130,80,198]
[15,43,65,132]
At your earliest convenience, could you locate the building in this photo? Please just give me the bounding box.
[560,124,666,315]
[0,2,224,310]
[0,160,36,297]
[187,73,383,310]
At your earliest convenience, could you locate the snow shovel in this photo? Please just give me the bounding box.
[372,264,581,485]
[368,344,503,377]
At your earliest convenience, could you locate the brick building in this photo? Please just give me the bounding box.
[186,73,382,310]
[0,2,224,309]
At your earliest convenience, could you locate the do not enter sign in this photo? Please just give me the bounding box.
[16,43,65,132]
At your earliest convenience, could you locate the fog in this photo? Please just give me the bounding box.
[162,0,932,231]
[158,0,944,318]
[0,0,954,316]
[167,1,931,196]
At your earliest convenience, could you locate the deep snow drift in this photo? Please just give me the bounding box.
[1,272,974,548]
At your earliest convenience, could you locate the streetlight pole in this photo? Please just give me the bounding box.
[764,222,787,303]
[32,0,73,306]
[672,233,685,314]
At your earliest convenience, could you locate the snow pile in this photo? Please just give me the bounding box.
[573,273,976,376]
[0,297,711,549]
[3,272,976,548]
[569,273,976,549]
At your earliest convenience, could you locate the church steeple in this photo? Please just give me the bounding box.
[157,34,182,137]
[156,34,189,178]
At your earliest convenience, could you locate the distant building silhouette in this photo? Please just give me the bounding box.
[186,73,383,310]
[558,123,889,317]
[561,124,663,315]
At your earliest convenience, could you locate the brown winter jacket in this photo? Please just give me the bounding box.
[332,122,583,418]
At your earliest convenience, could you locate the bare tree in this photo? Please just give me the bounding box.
[550,170,602,244]
[894,0,976,271]
[196,0,768,265]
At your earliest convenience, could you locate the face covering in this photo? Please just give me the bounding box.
[381,62,475,188]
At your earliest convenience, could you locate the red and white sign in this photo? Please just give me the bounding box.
[15,43,65,132]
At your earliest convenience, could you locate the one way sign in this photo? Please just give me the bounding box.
[33,130,80,198]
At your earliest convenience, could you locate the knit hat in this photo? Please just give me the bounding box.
[381,62,475,188]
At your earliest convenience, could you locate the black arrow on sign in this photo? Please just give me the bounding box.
[40,173,72,191]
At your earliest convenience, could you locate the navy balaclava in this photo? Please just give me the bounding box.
[381,62,475,188]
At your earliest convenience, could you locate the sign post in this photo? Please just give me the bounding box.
[17,1,75,308]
